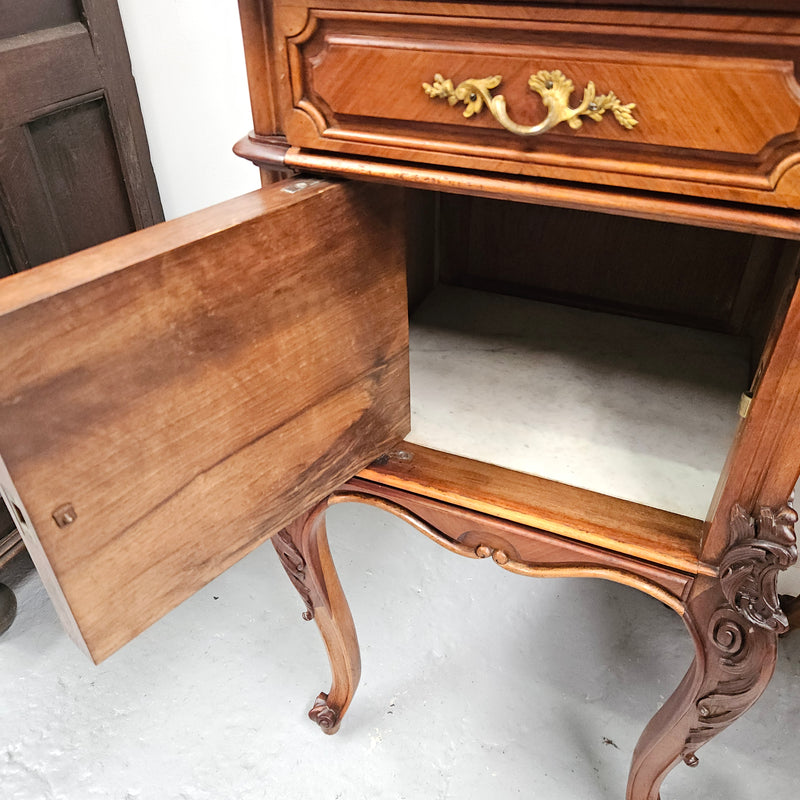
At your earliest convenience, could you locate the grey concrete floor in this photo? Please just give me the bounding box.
[1,503,798,800]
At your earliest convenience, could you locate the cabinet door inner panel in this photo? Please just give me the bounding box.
[0,180,410,662]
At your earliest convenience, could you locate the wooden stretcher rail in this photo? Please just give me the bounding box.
[358,443,712,576]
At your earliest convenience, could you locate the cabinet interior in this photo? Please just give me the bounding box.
[401,191,800,522]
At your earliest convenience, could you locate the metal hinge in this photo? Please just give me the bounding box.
[738,392,753,419]
[280,178,322,194]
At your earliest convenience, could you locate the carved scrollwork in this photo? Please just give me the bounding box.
[708,610,749,669]
[720,504,798,633]
[682,606,760,766]
[308,691,339,731]
[682,501,798,767]
[422,69,638,137]
[273,529,315,621]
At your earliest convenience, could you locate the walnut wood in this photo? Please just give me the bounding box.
[321,488,795,797]
[273,500,361,734]
[269,1,800,211]
[277,478,697,736]
[403,190,437,312]
[233,132,291,172]
[236,0,294,186]
[0,180,410,662]
[629,575,779,799]
[736,238,800,372]
[359,444,709,576]
[438,194,779,335]
[629,503,797,800]
[277,148,800,241]
[3,4,798,799]
[342,479,693,612]
[188,3,800,797]
[524,1,798,8]
[703,263,800,562]
[236,0,280,140]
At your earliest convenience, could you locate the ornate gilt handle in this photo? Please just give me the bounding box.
[422,69,637,135]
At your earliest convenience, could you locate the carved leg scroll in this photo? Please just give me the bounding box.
[272,499,360,735]
[627,503,798,800]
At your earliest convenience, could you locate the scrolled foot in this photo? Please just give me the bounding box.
[308,691,340,734]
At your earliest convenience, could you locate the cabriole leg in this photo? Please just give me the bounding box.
[627,503,797,800]
[272,499,361,735]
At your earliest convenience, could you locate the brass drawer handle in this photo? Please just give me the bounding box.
[423,70,638,136]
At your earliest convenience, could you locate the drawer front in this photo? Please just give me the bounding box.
[272,3,800,208]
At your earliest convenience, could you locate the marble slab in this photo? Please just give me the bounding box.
[407,286,751,519]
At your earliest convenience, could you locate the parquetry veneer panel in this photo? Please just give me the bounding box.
[272,2,800,207]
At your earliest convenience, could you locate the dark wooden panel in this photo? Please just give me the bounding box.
[0,23,100,127]
[0,1,162,276]
[740,239,800,374]
[405,190,436,312]
[81,0,163,228]
[0,0,80,40]
[28,97,135,252]
[0,128,68,268]
[0,181,409,662]
[439,194,767,333]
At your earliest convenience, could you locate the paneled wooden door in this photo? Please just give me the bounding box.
[0,0,163,552]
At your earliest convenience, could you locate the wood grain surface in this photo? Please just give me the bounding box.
[343,477,693,606]
[275,148,800,240]
[267,1,800,209]
[359,443,709,575]
[437,193,779,335]
[0,180,410,662]
[703,262,800,562]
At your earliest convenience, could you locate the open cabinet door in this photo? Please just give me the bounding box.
[0,179,409,663]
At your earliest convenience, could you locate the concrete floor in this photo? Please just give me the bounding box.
[1,503,799,800]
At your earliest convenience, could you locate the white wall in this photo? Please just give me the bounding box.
[117,0,261,220]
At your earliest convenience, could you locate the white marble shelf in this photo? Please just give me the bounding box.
[406,285,751,520]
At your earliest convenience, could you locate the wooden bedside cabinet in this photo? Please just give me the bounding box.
[1,2,799,798]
